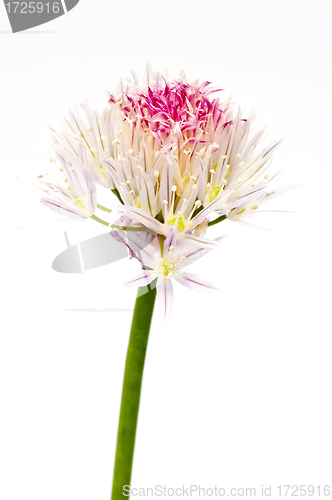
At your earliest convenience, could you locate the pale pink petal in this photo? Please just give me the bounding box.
[177,236,224,269]
[139,171,158,216]
[40,198,86,220]
[113,228,157,268]
[174,272,220,293]
[190,190,232,228]
[181,233,221,248]
[157,278,174,322]
[117,206,166,234]
[123,270,155,288]
[164,227,178,252]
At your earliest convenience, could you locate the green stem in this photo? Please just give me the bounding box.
[97,204,112,213]
[90,214,110,227]
[111,225,156,234]
[208,214,227,227]
[111,285,157,500]
[90,214,157,234]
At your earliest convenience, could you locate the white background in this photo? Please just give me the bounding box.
[1,1,332,499]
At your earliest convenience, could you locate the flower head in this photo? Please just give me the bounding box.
[23,68,289,319]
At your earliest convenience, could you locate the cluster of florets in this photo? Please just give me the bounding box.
[24,70,287,318]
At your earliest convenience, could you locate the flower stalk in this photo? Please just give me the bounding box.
[111,284,157,500]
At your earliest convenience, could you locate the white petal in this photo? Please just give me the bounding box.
[160,158,173,220]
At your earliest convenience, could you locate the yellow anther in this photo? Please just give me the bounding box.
[112,139,120,145]
[237,179,243,183]
[251,205,258,210]
[172,185,177,192]
[128,148,133,154]
[104,149,108,154]
[161,258,175,276]
[70,166,75,172]
[154,170,159,177]
[181,256,186,261]
[239,162,245,167]
[236,154,241,158]
[53,188,59,192]
[266,189,272,194]
[163,200,168,204]
[73,134,78,140]
[59,166,63,172]
[37,174,43,178]
[192,184,197,190]
[88,126,92,132]
[264,174,269,179]
[221,155,227,159]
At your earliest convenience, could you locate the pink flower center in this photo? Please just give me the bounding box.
[109,80,227,146]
